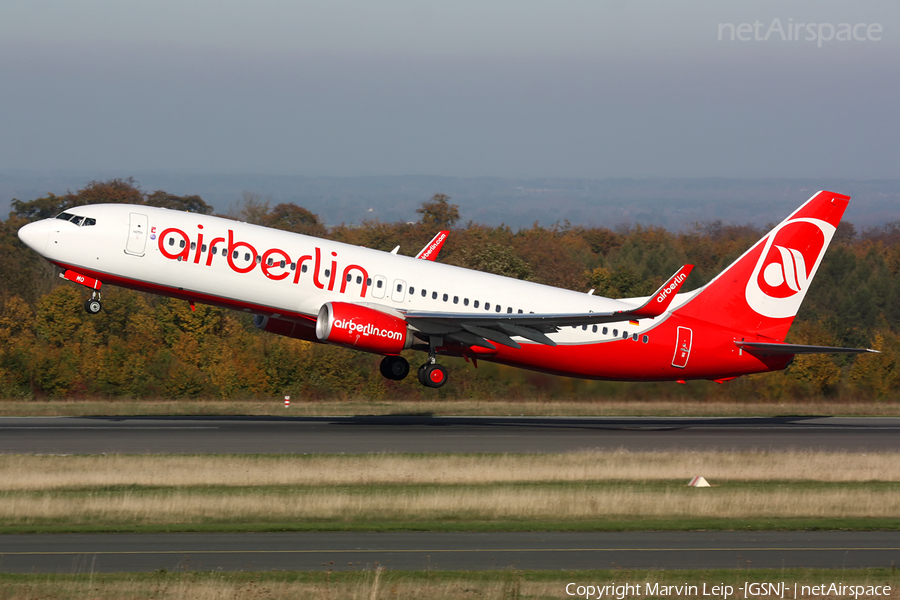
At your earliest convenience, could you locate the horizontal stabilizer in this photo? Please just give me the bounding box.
[736,341,879,356]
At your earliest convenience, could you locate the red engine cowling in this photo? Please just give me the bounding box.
[316,302,411,355]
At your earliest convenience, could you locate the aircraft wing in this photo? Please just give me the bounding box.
[403,265,693,350]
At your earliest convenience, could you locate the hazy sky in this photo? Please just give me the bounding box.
[1,1,898,179]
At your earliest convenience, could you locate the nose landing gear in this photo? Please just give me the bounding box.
[84,297,102,314]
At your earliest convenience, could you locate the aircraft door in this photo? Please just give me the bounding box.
[391,279,407,303]
[125,213,149,256]
[671,326,693,369]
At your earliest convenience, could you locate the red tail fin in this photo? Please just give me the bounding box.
[674,191,849,341]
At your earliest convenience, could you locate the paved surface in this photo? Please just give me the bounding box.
[1,531,898,572]
[0,415,898,454]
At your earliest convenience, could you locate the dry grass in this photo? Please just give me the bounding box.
[1,451,898,492]
[1,485,898,525]
[1,398,899,417]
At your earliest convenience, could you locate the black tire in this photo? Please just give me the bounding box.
[379,355,410,380]
[418,363,448,388]
[84,299,102,314]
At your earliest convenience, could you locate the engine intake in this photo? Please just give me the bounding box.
[316,302,411,355]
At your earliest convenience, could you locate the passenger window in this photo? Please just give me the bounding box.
[376,279,383,288]
[622,331,628,339]
[582,325,587,330]
[421,289,426,297]
[432,292,438,299]
[180,240,187,248]
[324,269,330,277]
[244,253,250,261]
[409,287,415,295]
[290,263,296,270]
[592,325,597,333]
[221,248,226,256]
[169,238,175,246]
[474,300,479,308]
[202,244,207,252]
[632,333,639,341]
[346,274,352,282]
[485,303,490,310]
[453,296,459,304]
[602,327,608,335]
[356,276,362,284]
[269,258,275,266]
[518,309,523,314]
[233,250,238,259]
[302,264,308,273]
[495,305,501,312]
[281,261,286,268]
[190,242,196,250]
[507,307,512,313]
[642,335,649,343]
[366,278,372,285]
[612,329,618,337]
[464,298,469,306]
[397,283,403,292]
[442,293,448,302]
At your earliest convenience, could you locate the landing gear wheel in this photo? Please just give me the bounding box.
[84,299,102,314]
[417,363,448,388]
[379,355,410,380]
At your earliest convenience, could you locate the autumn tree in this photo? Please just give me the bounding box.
[416,193,459,229]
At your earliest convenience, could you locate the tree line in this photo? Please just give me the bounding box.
[0,179,897,401]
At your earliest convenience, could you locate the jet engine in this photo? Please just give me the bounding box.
[316,302,411,354]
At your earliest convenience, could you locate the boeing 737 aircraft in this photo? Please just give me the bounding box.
[17,190,875,388]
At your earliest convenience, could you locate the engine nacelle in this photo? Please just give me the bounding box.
[253,315,320,343]
[316,302,411,355]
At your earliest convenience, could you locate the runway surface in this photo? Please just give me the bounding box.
[1,531,898,572]
[0,415,898,454]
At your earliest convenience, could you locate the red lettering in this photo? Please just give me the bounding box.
[313,247,325,289]
[205,236,225,266]
[159,228,190,261]
[292,254,312,284]
[227,229,258,274]
[193,230,204,264]
[261,248,292,281]
[327,252,338,291]
[340,264,369,297]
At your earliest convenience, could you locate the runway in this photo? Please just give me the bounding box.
[0,415,898,454]
[1,531,898,572]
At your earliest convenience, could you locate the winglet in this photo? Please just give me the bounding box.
[416,231,449,261]
[627,265,694,318]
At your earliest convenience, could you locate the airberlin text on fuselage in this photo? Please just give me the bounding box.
[158,226,370,298]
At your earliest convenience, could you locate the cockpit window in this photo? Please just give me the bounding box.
[54,212,96,226]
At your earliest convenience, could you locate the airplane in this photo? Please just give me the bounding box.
[17,190,876,388]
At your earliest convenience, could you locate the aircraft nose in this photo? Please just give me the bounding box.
[17,220,51,254]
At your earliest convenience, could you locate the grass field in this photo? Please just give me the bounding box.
[0,569,897,600]
[2,452,898,532]
[1,398,899,417]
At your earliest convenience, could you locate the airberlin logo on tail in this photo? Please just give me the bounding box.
[332,319,404,341]
[656,273,688,303]
[745,218,834,319]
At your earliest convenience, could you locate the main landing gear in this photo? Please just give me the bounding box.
[84,297,102,314]
[378,355,448,389]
